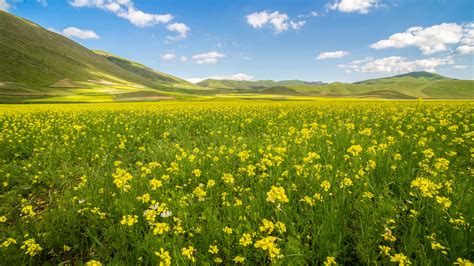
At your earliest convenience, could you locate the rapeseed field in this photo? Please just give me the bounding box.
[0,101,472,265]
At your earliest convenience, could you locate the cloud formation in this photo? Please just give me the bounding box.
[338,56,454,73]
[192,51,225,64]
[186,73,254,84]
[316,50,349,59]
[246,11,306,33]
[160,53,176,61]
[167,23,190,41]
[370,23,467,54]
[69,0,189,40]
[62,27,100,39]
[0,0,10,11]
[327,0,378,14]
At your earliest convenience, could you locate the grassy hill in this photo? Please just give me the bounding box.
[0,11,209,103]
[199,71,473,99]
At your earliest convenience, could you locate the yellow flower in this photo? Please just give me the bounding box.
[222,173,234,185]
[254,236,280,259]
[155,248,171,266]
[153,222,170,235]
[454,258,473,266]
[192,168,202,177]
[435,196,452,210]
[85,260,102,266]
[136,193,151,203]
[112,168,133,192]
[390,253,411,266]
[181,246,196,262]
[363,191,374,199]
[20,238,42,256]
[320,180,331,191]
[324,256,337,266]
[1,238,17,248]
[21,205,36,218]
[233,256,246,263]
[339,178,353,189]
[208,245,219,254]
[260,219,275,234]
[239,233,252,247]
[347,145,363,156]
[223,226,233,234]
[379,245,391,256]
[410,177,441,198]
[63,245,71,252]
[149,178,163,191]
[266,186,289,204]
[0,215,6,222]
[120,215,138,226]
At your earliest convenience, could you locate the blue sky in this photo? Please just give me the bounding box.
[2,0,473,82]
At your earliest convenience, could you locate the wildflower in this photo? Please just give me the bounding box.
[382,227,396,242]
[454,258,473,266]
[0,215,6,222]
[85,260,102,266]
[390,253,411,266]
[410,177,441,198]
[120,215,138,226]
[435,196,452,210]
[208,245,219,254]
[1,238,17,248]
[254,236,280,259]
[301,196,315,206]
[155,248,171,266]
[379,245,391,256]
[363,191,374,199]
[181,246,197,262]
[192,169,201,177]
[21,238,42,256]
[223,226,233,234]
[276,221,286,233]
[207,179,216,188]
[214,257,223,264]
[222,173,234,184]
[233,256,246,263]
[266,186,289,204]
[339,178,353,189]
[320,180,331,191]
[153,222,170,235]
[324,256,337,266]
[347,145,363,156]
[260,219,275,234]
[193,186,207,201]
[136,193,151,203]
[63,245,71,252]
[239,233,252,246]
[149,178,163,190]
[21,205,36,218]
[112,168,133,192]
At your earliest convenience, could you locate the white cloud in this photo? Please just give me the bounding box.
[370,23,464,54]
[62,27,100,39]
[167,22,190,40]
[0,0,10,11]
[186,73,254,84]
[327,0,378,14]
[160,53,176,61]
[70,0,173,28]
[192,51,225,64]
[180,56,188,63]
[338,56,454,73]
[457,22,474,54]
[316,50,349,59]
[246,11,305,33]
[453,65,471,69]
[37,0,47,7]
[117,7,172,27]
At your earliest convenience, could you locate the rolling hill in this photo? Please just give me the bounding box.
[0,11,210,103]
[198,71,473,99]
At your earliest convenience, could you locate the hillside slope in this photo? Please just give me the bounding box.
[0,11,206,102]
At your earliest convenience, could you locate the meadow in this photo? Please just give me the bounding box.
[0,101,472,265]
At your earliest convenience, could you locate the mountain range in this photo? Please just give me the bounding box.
[0,11,472,103]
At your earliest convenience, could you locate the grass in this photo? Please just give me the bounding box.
[0,101,472,265]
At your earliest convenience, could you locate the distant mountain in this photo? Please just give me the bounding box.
[197,79,326,90]
[0,11,205,102]
[355,71,450,84]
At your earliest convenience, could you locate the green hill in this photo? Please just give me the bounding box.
[0,11,207,102]
[199,72,473,99]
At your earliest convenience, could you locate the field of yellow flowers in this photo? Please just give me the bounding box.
[0,101,472,265]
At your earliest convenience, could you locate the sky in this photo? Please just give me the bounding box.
[1,0,473,83]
